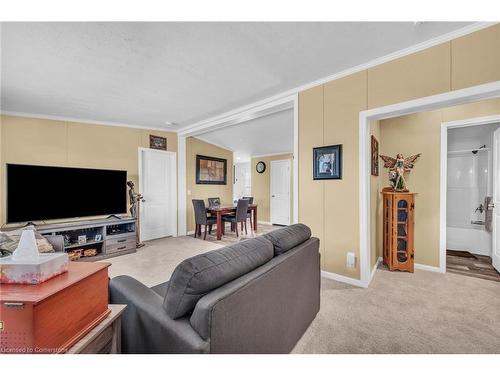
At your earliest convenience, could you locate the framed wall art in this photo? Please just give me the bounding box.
[371,135,379,176]
[149,135,167,151]
[313,144,342,180]
[196,155,227,185]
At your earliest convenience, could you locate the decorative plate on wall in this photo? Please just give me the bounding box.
[256,161,266,173]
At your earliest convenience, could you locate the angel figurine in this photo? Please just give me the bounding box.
[379,153,421,192]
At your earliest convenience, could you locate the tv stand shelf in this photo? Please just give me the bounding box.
[37,217,137,261]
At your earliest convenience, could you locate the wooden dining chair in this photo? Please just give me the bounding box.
[222,199,249,237]
[192,199,216,240]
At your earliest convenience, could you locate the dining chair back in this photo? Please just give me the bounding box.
[208,197,221,207]
[242,196,254,204]
[235,199,250,222]
[192,199,208,225]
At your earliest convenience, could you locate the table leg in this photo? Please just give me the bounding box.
[217,211,223,240]
[253,207,258,231]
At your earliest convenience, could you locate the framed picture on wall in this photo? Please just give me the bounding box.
[371,135,379,176]
[149,135,167,151]
[196,155,227,185]
[313,144,342,180]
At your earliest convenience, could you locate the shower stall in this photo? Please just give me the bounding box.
[446,123,500,257]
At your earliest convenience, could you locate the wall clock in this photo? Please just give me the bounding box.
[256,161,266,173]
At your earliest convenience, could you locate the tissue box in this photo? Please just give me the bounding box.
[0,253,69,284]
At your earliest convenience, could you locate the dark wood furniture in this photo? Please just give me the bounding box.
[382,190,416,272]
[207,204,258,240]
[66,304,125,354]
[0,262,110,353]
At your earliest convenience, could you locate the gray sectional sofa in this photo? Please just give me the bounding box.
[109,224,320,354]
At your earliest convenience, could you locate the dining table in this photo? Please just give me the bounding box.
[206,204,258,240]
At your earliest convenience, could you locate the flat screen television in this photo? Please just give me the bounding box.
[6,164,127,223]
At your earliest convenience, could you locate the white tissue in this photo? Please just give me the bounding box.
[12,229,40,261]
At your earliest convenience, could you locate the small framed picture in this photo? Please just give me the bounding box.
[78,235,87,244]
[149,134,167,151]
[94,234,102,241]
[313,144,342,180]
[371,135,379,176]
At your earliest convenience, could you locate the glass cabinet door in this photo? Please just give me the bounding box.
[396,199,409,263]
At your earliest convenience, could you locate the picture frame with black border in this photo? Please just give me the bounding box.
[313,144,342,180]
[196,154,227,185]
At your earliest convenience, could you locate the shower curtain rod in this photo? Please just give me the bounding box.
[448,147,490,155]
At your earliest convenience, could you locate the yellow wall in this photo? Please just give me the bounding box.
[251,153,293,223]
[0,115,177,225]
[377,98,500,267]
[186,137,233,232]
[298,24,500,279]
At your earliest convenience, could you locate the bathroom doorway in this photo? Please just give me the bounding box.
[445,119,500,282]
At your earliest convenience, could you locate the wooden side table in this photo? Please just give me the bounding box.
[66,304,126,354]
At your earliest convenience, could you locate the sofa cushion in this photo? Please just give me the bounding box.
[263,224,312,256]
[164,237,274,319]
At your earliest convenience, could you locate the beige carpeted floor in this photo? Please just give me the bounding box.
[102,231,500,354]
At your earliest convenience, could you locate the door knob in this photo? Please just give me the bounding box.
[488,202,495,210]
[272,195,275,197]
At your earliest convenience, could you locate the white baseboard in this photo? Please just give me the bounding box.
[415,263,444,273]
[321,270,366,288]
[258,221,272,225]
[371,257,382,281]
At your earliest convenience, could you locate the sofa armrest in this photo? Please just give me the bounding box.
[109,275,209,354]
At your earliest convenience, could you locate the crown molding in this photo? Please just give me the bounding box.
[181,22,497,135]
[251,151,293,159]
[0,110,178,133]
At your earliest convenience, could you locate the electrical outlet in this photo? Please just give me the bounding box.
[346,252,356,268]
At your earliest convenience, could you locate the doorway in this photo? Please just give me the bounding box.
[270,159,291,225]
[443,118,500,281]
[138,148,177,241]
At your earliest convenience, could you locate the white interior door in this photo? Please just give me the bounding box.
[270,159,291,225]
[139,148,177,241]
[233,162,251,201]
[492,128,500,272]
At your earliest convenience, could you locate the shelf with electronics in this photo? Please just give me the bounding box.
[38,217,137,261]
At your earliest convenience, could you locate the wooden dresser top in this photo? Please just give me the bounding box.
[0,262,110,304]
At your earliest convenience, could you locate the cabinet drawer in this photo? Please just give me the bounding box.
[106,239,136,254]
[106,235,135,246]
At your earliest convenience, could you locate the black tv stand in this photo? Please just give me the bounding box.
[23,221,38,227]
[106,214,122,220]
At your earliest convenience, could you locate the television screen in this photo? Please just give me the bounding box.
[7,164,127,223]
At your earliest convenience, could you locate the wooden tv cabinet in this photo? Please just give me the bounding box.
[37,217,137,261]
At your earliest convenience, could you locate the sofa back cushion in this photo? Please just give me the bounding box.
[263,224,311,256]
[164,236,274,319]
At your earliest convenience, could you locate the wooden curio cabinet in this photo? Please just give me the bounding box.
[382,190,416,272]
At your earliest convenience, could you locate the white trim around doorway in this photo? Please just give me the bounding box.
[359,81,500,288]
[439,114,500,273]
[177,94,299,236]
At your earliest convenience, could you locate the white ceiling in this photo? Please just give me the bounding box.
[196,109,293,161]
[1,22,473,130]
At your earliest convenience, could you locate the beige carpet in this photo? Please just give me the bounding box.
[102,234,500,354]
